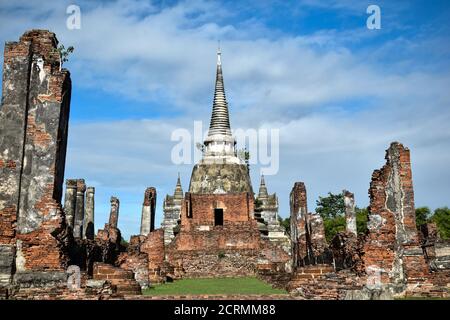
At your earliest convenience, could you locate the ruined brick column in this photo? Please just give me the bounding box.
[83,187,95,240]
[0,30,72,278]
[140,187,156,236]
[109,197,120,228]
[73,179,86,239]
[363,142,428,289]
[343,190,357,236]
[141,229,166,283]
[64,179,77,229]
[290,182,309,267]
[308,213,327,258]
[0,37,30,245]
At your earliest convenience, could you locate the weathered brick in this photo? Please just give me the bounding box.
[363,142,428,287]
[0,30,72,273]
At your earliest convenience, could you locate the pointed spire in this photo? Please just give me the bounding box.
[207,46,231,137]
[174,173,183,199]
[217,40,221,65]
[258,174,269,199]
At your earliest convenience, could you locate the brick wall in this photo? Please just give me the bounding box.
[181,192,254,230]
[0,30,72,273]
[169,222,261,251]
[363,142,428,286]
[140,229,165,283]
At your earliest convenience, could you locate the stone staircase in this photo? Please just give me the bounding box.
[287,266,365,300]
[289,264,334,281]
[93,263,141,295]
[287,264,335,293]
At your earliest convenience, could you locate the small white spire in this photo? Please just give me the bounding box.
[217,41,221,66]
[207,42,231,137]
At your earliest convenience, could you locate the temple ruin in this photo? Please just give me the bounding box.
[0,30,449,300]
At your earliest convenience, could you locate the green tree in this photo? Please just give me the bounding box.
[120,237,129,248]
[415,207,431,229]
[57,44,74,63]
[316,193,369,241]
[54,45,74,71]
[316,192,345,219]
[323,215,346,242]
[316,192,345,242]
[356,207,368,234]
[432,207,450,240]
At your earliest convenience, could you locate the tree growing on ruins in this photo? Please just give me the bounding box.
[237,148,250,170]
[317,193,368,241]
[416,207,431,229]
[432,207,450,239]
[196,142,205,154]
[55,44,74,71]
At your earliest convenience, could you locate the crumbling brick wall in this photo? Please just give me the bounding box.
[95,223,122,265]
[169,222,262,252]
[165,235,290,278]
[419,223,450,271]
[308,213,328,259]
[117,235,150,289]
[330,232,365,274]
[363,142,428,288]
[0,30,72,274]
[290,182,329,266]
[141,229,165,283]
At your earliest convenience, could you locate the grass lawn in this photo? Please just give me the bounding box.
[143,277,287,296]
[395,296,450,300]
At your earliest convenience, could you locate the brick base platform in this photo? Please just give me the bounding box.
[93,262,142,295]
[124,294,297,300]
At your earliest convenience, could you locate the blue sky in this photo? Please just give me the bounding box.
[1,0,450,239]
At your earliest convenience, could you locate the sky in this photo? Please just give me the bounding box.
[0,0,449,240]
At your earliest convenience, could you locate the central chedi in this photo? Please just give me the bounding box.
[162,49,290,278]
[189,47,253,194]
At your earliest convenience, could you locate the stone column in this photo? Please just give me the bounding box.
[0,36,32,244]
[83,187,95,239]
[308,213,327,257]
[343,190,357,236]
[64,179,78,229]
[363,142,428,285]
[109,196,120,228]
[290,182,308,267]
[0,30,72,272]
[140,187,157,236]
[73,179,86,239]
[0,30,71,247]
